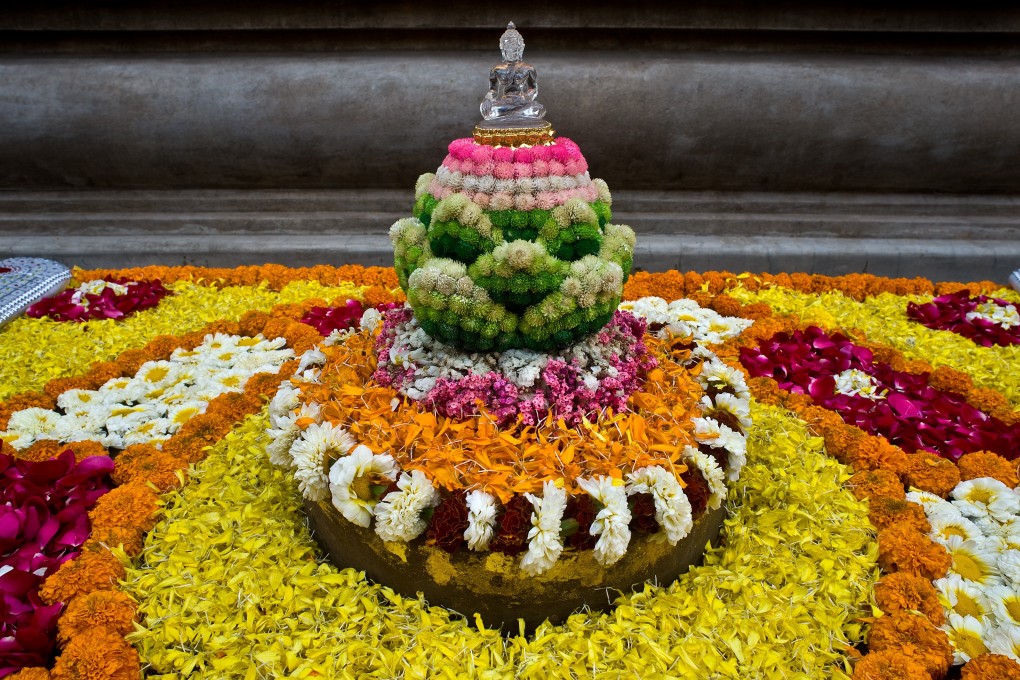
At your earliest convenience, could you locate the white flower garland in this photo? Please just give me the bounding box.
[374,470,441,543]
[576,476,632,566]
[290,422,356,502]
[520,481,567,576]
[626,466,693,545]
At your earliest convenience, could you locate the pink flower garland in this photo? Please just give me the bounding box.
[0,450,114,675]
[740,326,1020,461]
[26,279,171,323]
[906,290,1020,347]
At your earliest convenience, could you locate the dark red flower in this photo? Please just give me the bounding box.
[299,300,366,336]
[679,468,710,518]
[907,290,1020,347]
[426,491,469,553]
[565,494,597,550]
[629,493,659,535]
[489,495,533,556]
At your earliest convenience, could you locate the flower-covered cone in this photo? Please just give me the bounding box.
[391,137,635,351]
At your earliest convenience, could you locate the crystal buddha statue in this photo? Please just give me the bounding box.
[479,22,547,128]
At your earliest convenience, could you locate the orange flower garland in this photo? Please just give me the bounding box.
[865,612,954,680]
[961,654,1020,679]
[56,591,137,645]
[851,649,931,680]
[899,452,961,498]
[877,525,952,581]
[873,572,945,626]
[50,630,140,680]
[957,450,1020,487]
[849,469,906,502]
[867,497,931,535]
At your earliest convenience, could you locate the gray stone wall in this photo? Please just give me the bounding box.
[1,2,1019,281]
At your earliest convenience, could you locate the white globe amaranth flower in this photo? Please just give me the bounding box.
[520,480,568,576]
[290,422,357,502]
[414,172,435,200]
[576,476,632,566]
[329,445,399,527]
[374,470,441,543]
[626,466,693,545]
[465,490,498,551]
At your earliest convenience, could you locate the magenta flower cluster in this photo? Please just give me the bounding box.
[375,310,655,426]
[739,325,1020,461]
[907,289,1020,347]
[26,279,171,323]
[0,450,114,675]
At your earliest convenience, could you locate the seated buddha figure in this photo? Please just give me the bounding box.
[479,22,547,127]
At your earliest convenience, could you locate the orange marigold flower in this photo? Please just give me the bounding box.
[113,348,155,376]
[20,439,65,462]
[957,451,1020,488]
[89,483,160,534]
[57,590,137,645]
[869,346,907,372]
[112,446,185,491]
[928,366,974,396]
[707,294,742,317]
[736,301,773,321]
[961,654,1020,680]
[968,387,1010,414]
[686,291,713,308]
[43,377,100,401]
[143,335,183,359]
[866,611,953,680]
[900,452,960,498]
[51,629,140,680]
[992,408,1020,426]
[89,525,144,556]
[873,572,945,626]
[877,525,952,580]
[849,468,905,501]
[0,392,56,430]
[67,441,109,462]
[903,359,933,374]
[6,669,51,680]
[205,391,261,423]
[39,543,125,604]
[852,649,930,680]
[83,361,123,387]
[245,371,285,400]
[868,498,931,534]
[845,437,909,475]
[360,284,404,307]
[282,322,324,354]
[747,376,782,405]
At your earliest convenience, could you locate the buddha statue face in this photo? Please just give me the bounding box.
[480,22,546,125]
[499,22,525,62]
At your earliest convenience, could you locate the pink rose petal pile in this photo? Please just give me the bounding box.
[740,326,1020,461]
[907,290,1020,347]
[0,450,113,675]
[25,278,171,323]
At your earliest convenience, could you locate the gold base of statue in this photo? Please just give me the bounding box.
[473,121,555,147]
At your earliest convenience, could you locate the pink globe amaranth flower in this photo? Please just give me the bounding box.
[513,162,533,179]
[490,192,514,211]
[492,147,514,163]
[547,160,566,177]
[428,177,444,196]
[531,159,550,177]
[473,192,490,209]
[550,143,572,163]
[473,160,496,177]
[459,159,474,175]
[494,162,515,180]
[530,145,552,163]
[440,154,458,172]
[514,193,537,212]
[514,146,535,163]
[536,192,558,210]
[448,138,475,160]
[470,144,494,164]
[564,159,587,176]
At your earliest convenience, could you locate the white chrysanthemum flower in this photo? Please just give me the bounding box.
[682,446,727,510]
[693,418,746,482]
[696,360,750,401]
[360,308,384,333]
[576,476,632,566]
[520,481,568,576]
[698,393,752,432]
[165,401,208,433]
[465,490,498,551]
[998,549,1020,585]
[202,367,255,395]
[697,314,752,346]
[323,328,353,346]
[626,466,693,544]
[290,422,357,501]
[944,535,1003,586]
[987,584,1020,627]
[230,351,291,374]
[56,389,104,416]
[268,383,300,428]
[105,403,161,435]
[374,470,441,543]
[619,297,669,321]
[929,512,982,546]
[833,368,886,400]
[973,514,1010,540]
[941,613,992,665]
[199,332,241,352]
[60,411,108,441]
[986,622,1020,661]
[268,403,322,468]
[935,573,993,621]
[328,445,399,527]
[908,489,955,515]
[135,360,180,388]
[953,478,1020,523]
[297,347,327,374]
[121,418,173,446]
